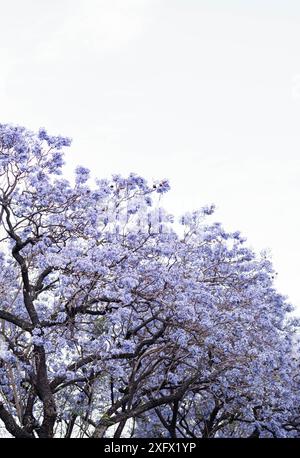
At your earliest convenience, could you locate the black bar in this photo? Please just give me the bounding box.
[0,438,299,455]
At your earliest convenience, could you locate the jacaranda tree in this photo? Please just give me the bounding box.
[0,123,299,438]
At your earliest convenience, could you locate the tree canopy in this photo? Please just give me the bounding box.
[0,123,299,438]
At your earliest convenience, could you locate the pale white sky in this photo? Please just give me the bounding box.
[0,0,300,311]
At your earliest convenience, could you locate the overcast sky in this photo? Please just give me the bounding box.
[0,0,300,311]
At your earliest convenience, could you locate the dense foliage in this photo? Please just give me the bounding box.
[0,123,299,438]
